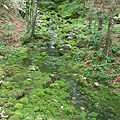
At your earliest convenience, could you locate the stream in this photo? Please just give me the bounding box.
[25,12,79,105]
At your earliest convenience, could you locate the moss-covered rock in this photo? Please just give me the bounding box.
[10,90,26,99]
[29,65,39,71]
[5,65,21,77]
[0,98,8,107]
[14,111,23,119]
[0,67,5,76]
[24,115,34,120]
[0,118,7,120]
[8,115,20,120]
[4,102,13,108]
[50,83,60,89]
[14,103,23,109]
[20,98,29,104]
[0,93,8,98]
[77,78,88,87]
[2,81,11,88]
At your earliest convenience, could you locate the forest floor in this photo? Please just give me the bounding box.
[0,5,25,49]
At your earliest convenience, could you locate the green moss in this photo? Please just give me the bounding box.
[0,68,5,76]
[1,118,7,120]
[2,81,11,88]
[14,103,23,109]
[24,115,34,120]
[8,115,20,120]
[50,83,60,89]
[55,81,65,88]
[10,90,25,99]
[78,78,88,87]
[0,5,119,120]
[41,52,47,56]
[14,111,24,119]
[29,65,39,71]
[20,33,29,43]
[20,98,29,104]
[0,98,8,106]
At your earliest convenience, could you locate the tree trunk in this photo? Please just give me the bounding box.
[98,0,106,31]
[88,0,94,29]
[28,0,38,40]
[26,0,30,32]
[104,0,116,58]
[83,0,86,17]
[95,0,106,50]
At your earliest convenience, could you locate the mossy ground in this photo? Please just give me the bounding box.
[0,1,120,120]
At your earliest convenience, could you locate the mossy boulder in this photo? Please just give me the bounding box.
[50,83,60,89]
[10,90,26,99]
[1,81,11,88]
[5,65,21,77]
[14,111,23,119]
[71,47,88,58]
[7,74,26,82]
[58,44,72,55]
[36,40,45,47]
[77,78,88,87]
[1,118,7,120]
[29,65,39,71]
[0,68,5,76]
[20,98,29,104]
[0,93,8,98]
[14,103,23,109]
[8,115,20,120]
[62,53,72,60]
[32,89,45,97]
[55,81,65,88]
[0,98,8,106]
[0,101,6,107]
[5,102,14,107]
[24,115,34,120]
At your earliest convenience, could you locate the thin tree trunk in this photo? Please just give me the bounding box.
[83,0,86,17]
[88,8,93,29]
[30,0,34,23]
[26,0,30,32]
[95,0,106,50]
[98,0,106,31]
[28,0,38,40]
[104,0,116,59]
[88,0,94,29]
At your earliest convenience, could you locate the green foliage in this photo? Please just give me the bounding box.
[58,2,80,18]
[39,0,53,5]
[114,14,120,21]
[14,103,23,109]
[0,1,120,120]
[113,24,120,34]
[20,33,29,43]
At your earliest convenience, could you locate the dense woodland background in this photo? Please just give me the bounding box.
[0,0,120,120]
